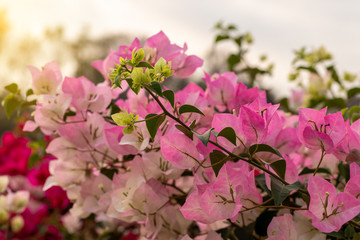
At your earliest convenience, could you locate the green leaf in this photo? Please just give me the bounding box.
[348,87,360,99]
[28,154,41,169]
[296,65,317,74]
[194,128,214,147]
[344,225,355,238]
[299,167,332,176]
[175,124,193,140]
[100,168,118,180]
[234,36,243,47]
[114,75,122,88]
[255,174,271,195]
[136,61,154,69]
[327,65,342,87]
[249,144,283,158]
[326,231,345,238]
[126,78,140,94]
[348,106,360,118]
[163,90,175,108]
[227,54,241,71]
[217,127,237,146]
[179,104,205,116]
[3,93,21,119]
[353,113,360,122]
[338,162,350,182]
[5,83,19,94]
[227,24,237,30]
[324,98,346,109]
[150,81,163,97]
[215,34,230,42]
[145,113,166,141]
[210,150,228,176]
[270,176,302,206]
[26,89,34,97]
[189,120,196,129]
[269,160,286,180]
[20,100,37,110]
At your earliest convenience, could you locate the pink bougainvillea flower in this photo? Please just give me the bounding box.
[93,31,203,81]
[203,72,237,109]
[144,31,203,78]
[267,212,326,240]
[27,61,62,95]
[267,214,298,240]
[297,108,346,153]
[92,38,141,80]
[181,161,261,223]
[161,132,201,169]
[238,98,280,145]
[306,176,360,233]
[32,93,72,135]
[62,76,112,113]
[228,82,265,115]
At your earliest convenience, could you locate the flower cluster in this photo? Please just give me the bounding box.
[0,132,69,239]
[4,31,360,239]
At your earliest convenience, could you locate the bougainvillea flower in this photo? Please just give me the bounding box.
[297,108,346,153]
[306,176,360,233]
[27,61,62,95]
[62,76,112,112]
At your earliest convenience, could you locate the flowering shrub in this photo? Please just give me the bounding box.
[3,30,360,239]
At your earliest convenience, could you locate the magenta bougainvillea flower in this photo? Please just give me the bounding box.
[297,108,346,153]
[0,132,31,176]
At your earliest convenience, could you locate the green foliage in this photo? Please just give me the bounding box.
[284,45,359,113]
[249,144,283,159]
[270,177,302,206]
[210,149,228,176]
[162,90,175,108]
[299,167,332,176]
[217,127,237,146]
[194,128,213,147]
[145,113,166,141]
[2,83,36,119]
[178,104,205,116]
[213,21,272,87]
[175,124,193,140]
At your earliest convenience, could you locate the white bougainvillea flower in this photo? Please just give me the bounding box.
[27,61,62,95]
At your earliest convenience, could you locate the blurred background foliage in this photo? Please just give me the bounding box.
[0,8,137,135]
[1,6,360,136]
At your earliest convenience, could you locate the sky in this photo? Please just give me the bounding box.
[1,0,360,97]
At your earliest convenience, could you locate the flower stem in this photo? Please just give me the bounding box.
[313,147,326,176]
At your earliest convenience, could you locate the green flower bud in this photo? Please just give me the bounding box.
[259,54,267,62]
[11,215,24,233]
[344,71,357,82]
[119,57,127,66]
[131,67,151,86]
[123,125,135,135]
[154,57,174,79]
[245,32,253,44]
[131,48,145,65]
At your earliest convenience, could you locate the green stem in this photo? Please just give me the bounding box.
[134,113,165,123]
[313,147,326,176]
